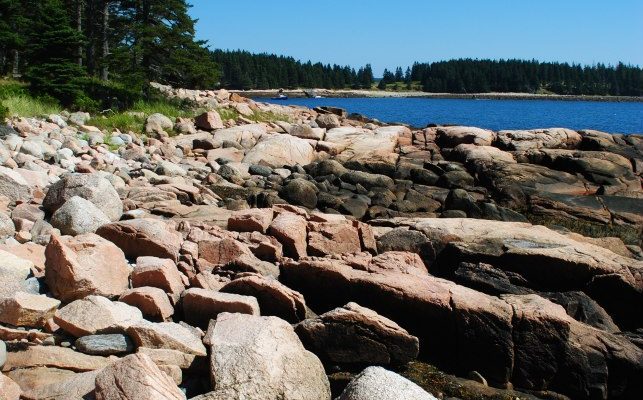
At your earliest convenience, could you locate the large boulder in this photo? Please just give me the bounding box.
[195,111,224,131]
[307,221,362,257]
[43,173,123,222]
[268,212,308,259]
[282,179,318,209]
[0,292,60,328]
[496,128,582,151]
[0,166,32,205]
[281,252,643,398]
[45,233,131,302]
[201,313,330,400]
[242,134,315,168]
[221,275,306,323]
[96,219,183,262]
[54,295,143,337]
[50,196,111,236]
[131,256,185,297]
[382,218,643,329]
[435,126,496,147]
[295,302,419,366]
[181,288,259,328]
[95,353,186,400]
[126,321,207,356]
[339,366,437,400]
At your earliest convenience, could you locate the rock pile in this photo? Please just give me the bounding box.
[0,85,641,399]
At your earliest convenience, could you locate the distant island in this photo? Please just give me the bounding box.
[214,51,641,98]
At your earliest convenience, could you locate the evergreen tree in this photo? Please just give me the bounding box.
[25,0,86,104]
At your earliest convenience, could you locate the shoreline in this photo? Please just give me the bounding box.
[231,88,643,103]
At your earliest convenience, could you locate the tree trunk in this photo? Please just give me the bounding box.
[11,50,20,78]
[77,0,83,67]
[100,0,109,81]
[86,0,96,75]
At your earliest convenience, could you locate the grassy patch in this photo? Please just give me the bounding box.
[216,107,239,121]
[1,94,62,117]
[89,112,146,134]
[526,214,641,246]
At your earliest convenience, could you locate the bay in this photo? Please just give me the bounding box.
[256,97,643,134]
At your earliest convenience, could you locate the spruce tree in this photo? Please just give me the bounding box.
[26,0,86,105]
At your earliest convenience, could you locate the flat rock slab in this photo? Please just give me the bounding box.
[54,295,143,337]
[2,345,111,372]
[127,321,207,356]
[75,334,135,356]
[339,366,437,400]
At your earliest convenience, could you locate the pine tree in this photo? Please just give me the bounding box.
[26,0,86,104]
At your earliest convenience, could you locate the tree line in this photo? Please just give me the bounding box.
[0,0,219,108]
[212,50,374,90]
[408,59,641,96]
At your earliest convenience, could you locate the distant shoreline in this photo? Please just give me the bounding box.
[232,88,643,103]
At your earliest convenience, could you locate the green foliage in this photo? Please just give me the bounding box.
[1,94,62,117]
[24,0,86,106]
[213,50,370,90]
[411,59,642,96]
[216,107,239,121]
[247,110,291,123]
[0,103,8,120]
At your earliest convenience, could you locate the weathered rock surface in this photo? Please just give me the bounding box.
[50,196,111,235]
[45,234,131,302]
[126,321,207,356]
[339,366,437,400]
[201,312,331,400]
[43,173,123,222]
[221,274,306,323]
[0,292,60,328]
[181,288,259,328]
[295,302,419,366]
[75,334,135,356]
[95,353,186,400]
[119,287,174,320]
[54,296,143,337]
[97,219,183,262]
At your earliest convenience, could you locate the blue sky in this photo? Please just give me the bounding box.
[189,0,643,76]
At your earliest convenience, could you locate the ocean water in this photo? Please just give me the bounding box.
[255,97,643,134]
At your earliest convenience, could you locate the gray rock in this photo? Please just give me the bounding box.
[51,196,111,235]
[282,178,318,209]
[0,212,15,238]
[0,340,6,369]
[0,165,32,205]
[155,160,187,177]
[145,113,173,136]
[316,114,341,129]
[75,334,135,356]
[43,173,123,221]
[339,366,437,400]
[69,111,91,126]
[249,164,273,177]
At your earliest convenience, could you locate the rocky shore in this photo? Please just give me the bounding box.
[0,82,641,400]
[232,88,643,102]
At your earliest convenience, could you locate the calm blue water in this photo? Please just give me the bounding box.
[256,97,643,134]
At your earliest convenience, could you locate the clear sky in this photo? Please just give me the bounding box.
[189,0,643,76]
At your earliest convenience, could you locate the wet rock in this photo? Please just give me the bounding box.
[296,302,419,366]
[45,233,131,302]
[75,334,135,356]
[43,173,123,222]
[50,196,110,235]
[201,312,330,400]
[97,219,183,262]
[54,295,143,337]
[282,178,318,209]
[95,353,186,400]
[221,274,306,323]
[339,366,436,400]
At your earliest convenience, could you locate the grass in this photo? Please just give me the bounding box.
[1,79,62,117]
[1,94,62,117]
